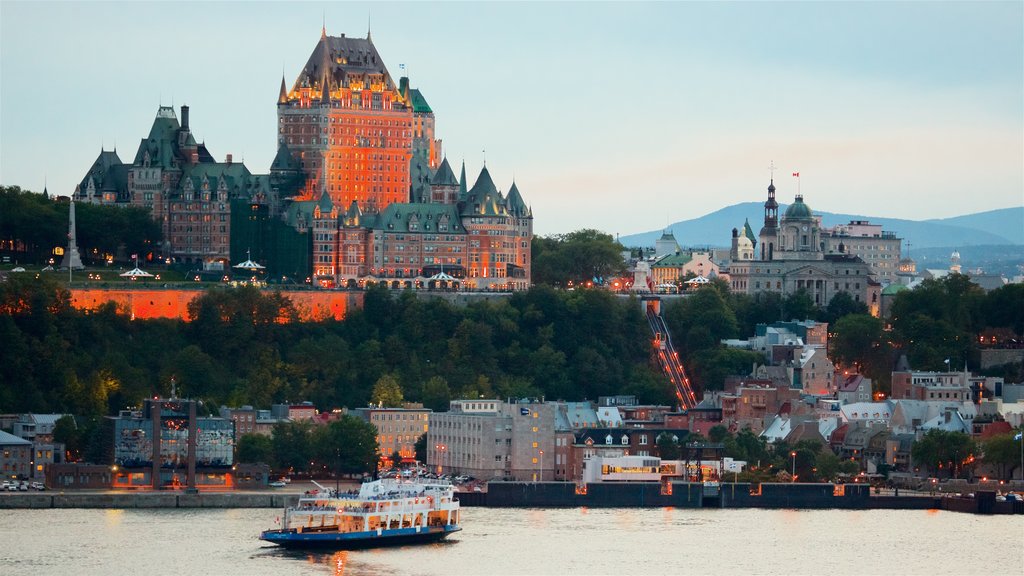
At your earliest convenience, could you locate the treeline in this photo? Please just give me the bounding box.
[664,276,1024,393]
[0,185,161,264]
[0,277,672,419]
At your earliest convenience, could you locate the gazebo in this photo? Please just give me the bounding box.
[119,256,154,281]
[233,249,265,283]
[428,271,459,290]
[686,275,710,286]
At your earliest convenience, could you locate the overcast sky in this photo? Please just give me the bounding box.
[2,1,1021,236]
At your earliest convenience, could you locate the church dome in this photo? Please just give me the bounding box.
[737,234,753,249]
[783,195,813,219]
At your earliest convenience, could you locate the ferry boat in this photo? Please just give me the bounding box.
[259,478,461,549]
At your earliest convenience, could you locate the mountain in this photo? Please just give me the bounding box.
[619,204,1023,249]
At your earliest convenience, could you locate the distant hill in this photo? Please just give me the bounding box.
[619,204,1023,249]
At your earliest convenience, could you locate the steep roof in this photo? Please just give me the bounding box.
[430,157,459,187]
[271,143,300,172]
[79,150,126,196]
[293,33,401,98]
[409,88,432,113]
[743,218,757,246]
[505,181,530,217]
[461,166,507,217]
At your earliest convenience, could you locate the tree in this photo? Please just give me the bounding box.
[311,416,380,476]
[782,289,819,321]
[830,314,891,386]
[980,431,1023,480]
[656,432,681,460]
[531,229,625,287]
[822,292,869,324]
[52,415,82,461]
[414,433,427,464]
[708,425,729,444]
[370,374,404,408]
[271,420,313,473]
[815,450,841,482]
[421,376,452,412]
[237,433,274,468]
[911,429,976,478]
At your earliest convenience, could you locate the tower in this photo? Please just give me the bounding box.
[758,180,778,261]
[60,197,85,270]
[275,29,414,213]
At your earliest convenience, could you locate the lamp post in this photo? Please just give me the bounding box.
[539,450,544,483]
[790,451,797,483]
[435,444,446,476]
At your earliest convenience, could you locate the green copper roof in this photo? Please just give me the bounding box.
[505,182,530,218]
[375,202,466,234]
[431,157,459,187]
[409,88,432,114]
[881,283,908,296]
[652,252,692,267]
[461,166,507,217]
[783,196,813,220]
[743,218,757,246]
[271,143,300,172]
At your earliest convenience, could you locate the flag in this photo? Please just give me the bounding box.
[792,172,800,177]
[520,407,530,416]
[944,358,950,364]
[1015,432,1023,441]
[399,63,405,70]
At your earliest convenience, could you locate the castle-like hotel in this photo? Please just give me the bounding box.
[73,28,532,290]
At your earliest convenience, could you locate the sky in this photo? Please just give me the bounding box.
[1,1,1021,237]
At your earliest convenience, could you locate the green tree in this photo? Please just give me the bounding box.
[311,416,380,476]
[830,314,892,389]
[911,429,976,478]
[815,450,840,482]
[271,420,313,473]
[782,289,819,321]
[708,425,729,444]
[980,431,1023,480]
[656,432,682,460]
[51,415,81,461]
[531,229,625,287]
[237,433,274,467]
[370,374,404,408]
[414,433,427,464]
[421,376,452,412]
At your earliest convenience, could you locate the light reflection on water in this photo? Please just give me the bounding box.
[1,507,1020,576]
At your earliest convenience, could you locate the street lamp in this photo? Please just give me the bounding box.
[538,450,544,483]
[435,444,446,476]
[790,451,797,483]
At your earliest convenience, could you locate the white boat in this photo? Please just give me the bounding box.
[260,478,461,549]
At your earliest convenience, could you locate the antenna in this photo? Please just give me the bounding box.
[768,160,775,181]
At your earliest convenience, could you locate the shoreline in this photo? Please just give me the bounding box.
[1,482,1020,515]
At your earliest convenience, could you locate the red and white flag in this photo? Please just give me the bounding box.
[792,172,800,177]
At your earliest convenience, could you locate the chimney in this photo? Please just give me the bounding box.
[181,105,190,130]
[226,154,233,165]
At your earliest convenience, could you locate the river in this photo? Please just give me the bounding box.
[1,507,1020,575]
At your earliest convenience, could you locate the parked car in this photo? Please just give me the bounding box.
[30,482,45,491]
[18,481,29,491]
[269,480,287,488]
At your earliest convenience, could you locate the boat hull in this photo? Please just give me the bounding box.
[260,524,461,550]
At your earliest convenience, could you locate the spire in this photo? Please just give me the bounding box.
[367,9,372,41]
[459,159,467,198]
[321,11,326,40]
[320,33,332,104]
[278,74,288,104]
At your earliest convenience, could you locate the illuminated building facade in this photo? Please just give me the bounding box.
[350,406,431,464]
[112,398,234,490]
[73,28,532,286]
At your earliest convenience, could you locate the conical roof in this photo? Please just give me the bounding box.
[430,157,459,187]
[461,166,507,216]
[505,181,529,217]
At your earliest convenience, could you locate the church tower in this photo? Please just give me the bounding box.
[758,180,778,261]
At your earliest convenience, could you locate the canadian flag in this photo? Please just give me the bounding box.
[792,172,800,177]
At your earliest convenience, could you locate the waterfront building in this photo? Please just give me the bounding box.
[0,430,31,480]
[112,398,234,490]
[12,413,67,444]
[727,181,881,313]
[350,405,431,464]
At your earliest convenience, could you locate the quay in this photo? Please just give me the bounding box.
[2,483,1021,514]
